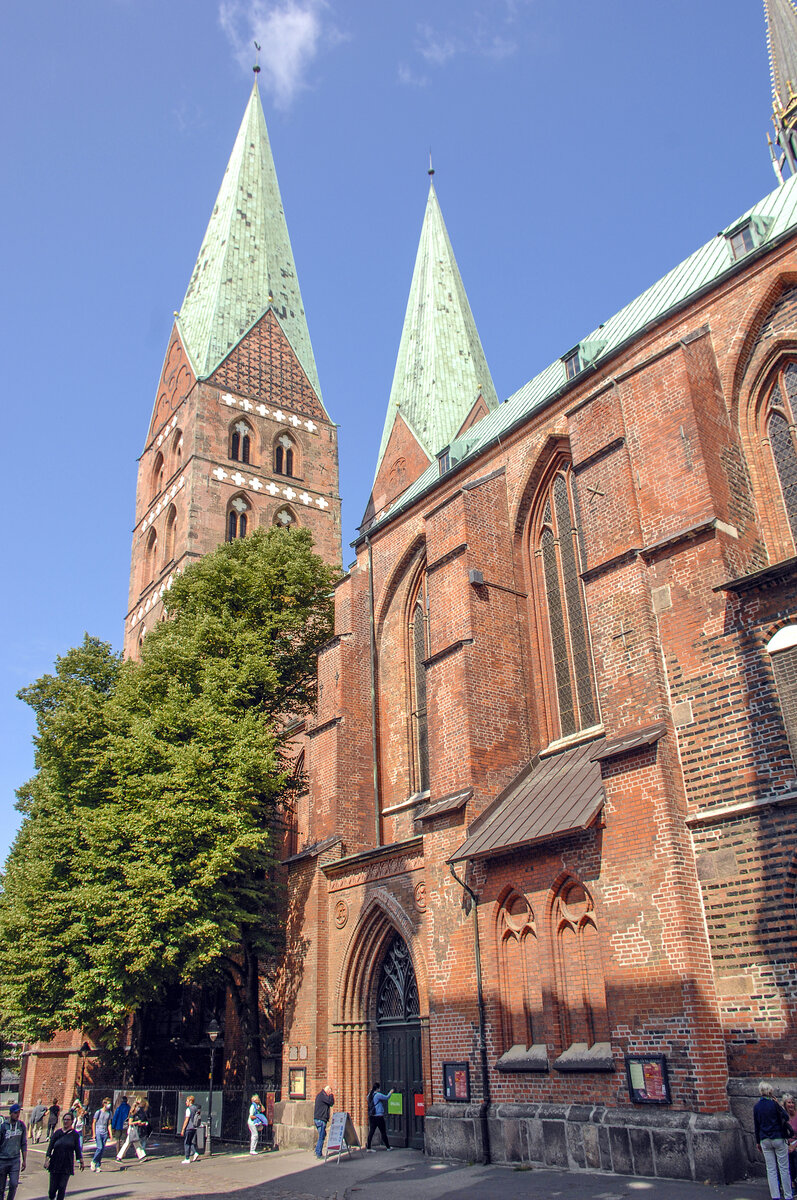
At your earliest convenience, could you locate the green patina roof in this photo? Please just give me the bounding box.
[360,171,797,540]
[374,181,499,479]
[176,81,322,400]
[765,0,797,113]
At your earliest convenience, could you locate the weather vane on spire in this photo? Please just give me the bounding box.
[428,149,434,178]
[253,41,262,75]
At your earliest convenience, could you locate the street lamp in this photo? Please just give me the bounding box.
[206,1019,221,1156]
[79,1042,91,1104]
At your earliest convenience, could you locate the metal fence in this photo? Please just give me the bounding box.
[81,1086,275,1148]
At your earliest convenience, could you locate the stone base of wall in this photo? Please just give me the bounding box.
[424,1103,746,1184]
[273,1100,315,1150]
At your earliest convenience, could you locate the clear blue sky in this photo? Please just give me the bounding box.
[0,0,776,862]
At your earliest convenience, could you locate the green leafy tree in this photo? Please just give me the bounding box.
[0,527,337,1083]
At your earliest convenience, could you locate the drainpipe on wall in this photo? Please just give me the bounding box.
[365,535,381,847]
[448,861,491,1165]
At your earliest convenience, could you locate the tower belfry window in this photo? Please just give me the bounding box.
[275,434,295,477]
[227,496,249,541]
[230,421,251,463]
[763,361,797,545]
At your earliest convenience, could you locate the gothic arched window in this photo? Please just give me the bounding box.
[172,428,183,469]
[230,420,252,464]
[145,527,158,585]
[761,362,797,548]
[227,496,249,541]
[497,891,543,1051]
[409,572,430,793]
[150,452,164,503]
[274,506,297,529]
[553,879,608,1049]
[275,433,296,477]
[164,504,177,564]
[376,935,420,1025]
[766,625,797,767]
[530,461,598,741]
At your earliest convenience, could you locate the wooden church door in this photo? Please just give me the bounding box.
[376,934,424,1149]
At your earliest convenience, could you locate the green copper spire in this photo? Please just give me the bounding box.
[176,81,322,399]
[765,0,797,178]
[374,179,498,477]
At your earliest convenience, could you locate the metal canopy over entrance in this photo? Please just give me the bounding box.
[376,934,424,1149]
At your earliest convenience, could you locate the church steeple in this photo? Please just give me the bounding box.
[368,179,498,516]
[124,82,341,658]
[177,79,324,407]
[765,0,797,179]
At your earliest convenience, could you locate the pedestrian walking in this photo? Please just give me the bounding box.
[783,1093,797,1188]
[115,1098,147,1163]
[44,1111,83,1200]
[136,1099,152,1151]
[247,1094,267,1154]
[110,1095,129,1153]
[312,1084,335,1159]
[70,1103,85,1152]
[28,1100,46,1144]
[180,1095,202,1164]
[45,1100,60,1141]
[90,1098,113,1173]
[0,1103,27,1200]
[365,1082,394,1151]
[754,1080,794,1200]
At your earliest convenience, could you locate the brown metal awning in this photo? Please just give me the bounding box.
[449,738,605,863]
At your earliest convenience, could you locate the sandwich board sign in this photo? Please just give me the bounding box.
[324,1111,361,1162]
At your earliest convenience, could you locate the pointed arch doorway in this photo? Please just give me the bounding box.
[375,933,425,1149]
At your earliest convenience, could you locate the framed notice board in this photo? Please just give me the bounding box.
[443,1061,471,1102]
[625,1054,671,1104]
[288,1067,306,1099]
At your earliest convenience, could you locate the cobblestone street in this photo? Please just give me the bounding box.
[11,1139,778,1200]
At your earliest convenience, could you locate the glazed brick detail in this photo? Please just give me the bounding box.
[210,309,327,421]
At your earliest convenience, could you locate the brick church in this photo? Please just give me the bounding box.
[20,1,797,1183]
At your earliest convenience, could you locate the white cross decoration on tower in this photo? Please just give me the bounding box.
[223,394,236,406]
[284,487,296,500]
[299,492,311,505]
[316,497,329,509]
[267,482,279,496]
[178,477,185,488]
[213,467,228,481]
[290,414,300,427]
[231,471,246,486]
[305,420,317,432]
[249,478,263,491]
[273,409,285,422]
[240,399,253,412]
[256,404,268,417]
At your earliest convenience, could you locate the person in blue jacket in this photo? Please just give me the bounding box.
[365,1082,394,1151]
[754,1080,794,1200]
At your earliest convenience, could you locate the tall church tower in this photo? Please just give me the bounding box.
[124,78,341,656]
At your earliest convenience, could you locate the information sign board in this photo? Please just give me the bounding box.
[324,1111,361,1162]
[443,1062,471,1102]
[387,1092,403,1115]
[625,1054,671,1104]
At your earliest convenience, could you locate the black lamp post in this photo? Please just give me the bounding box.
[206,1019,220,1155]
[79,1042,91,1103]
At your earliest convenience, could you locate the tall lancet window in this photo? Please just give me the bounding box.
[409,572,430,793]
[531,461,598,741]
[764,362,797,545]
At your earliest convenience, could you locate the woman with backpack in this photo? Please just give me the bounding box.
[365,1082,394,1152]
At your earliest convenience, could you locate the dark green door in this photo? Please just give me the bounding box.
[376,935,424,1150]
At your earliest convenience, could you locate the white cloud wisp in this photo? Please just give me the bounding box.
[220,0,330,110]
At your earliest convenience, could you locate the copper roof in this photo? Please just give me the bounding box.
[589,722,666,762]
[449,738,605,863]
[418,788,473,822]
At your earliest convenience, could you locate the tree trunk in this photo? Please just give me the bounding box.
[226,944,264,1088]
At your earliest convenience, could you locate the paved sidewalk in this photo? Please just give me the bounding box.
[15,1140,778,1200]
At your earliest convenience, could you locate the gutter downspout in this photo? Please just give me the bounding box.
[448,861,491,1164]
[366,535,381,847]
